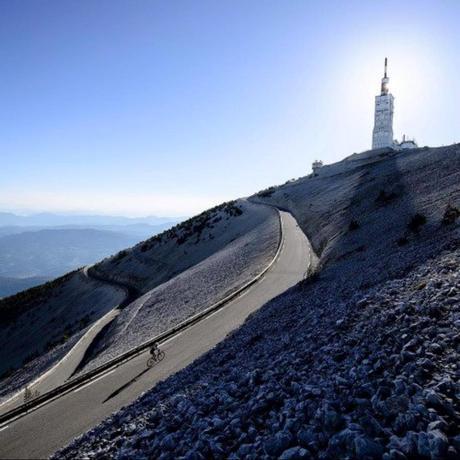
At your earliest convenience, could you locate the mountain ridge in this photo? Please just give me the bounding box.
[0,211,182,228]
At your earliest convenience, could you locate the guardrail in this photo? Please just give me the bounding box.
[0,206,284,427]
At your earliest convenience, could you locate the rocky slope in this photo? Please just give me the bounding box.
[253,144,460,288]
[91,200,274,295]
[55,144,460,459]
[78,201,280,374]
[55,239,460,460]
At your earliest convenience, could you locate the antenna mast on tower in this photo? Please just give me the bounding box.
[381,57,389,95]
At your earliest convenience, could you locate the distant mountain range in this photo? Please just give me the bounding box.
[0,212,181,297]
[0,276,49,299]
[0,228,141,279]
[0,222,174,239]
[0,212,182,229]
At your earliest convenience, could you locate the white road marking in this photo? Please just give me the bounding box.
[161,330,185,347]
[0,425,9,432]
[235,289,250,300]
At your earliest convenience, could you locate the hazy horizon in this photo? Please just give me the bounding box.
[0,208,184,219]
[2,0,460,216]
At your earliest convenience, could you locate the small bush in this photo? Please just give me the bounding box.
[375,189,398,206]
[112,250,128,263]
[79,314,91,329]
[176,235,187,245]
[348,220,360,231]
[140,243,150,252]
[407,213,427,233]
[442,204,460,225]
[0,367,14,380]
[257,186,276,198]
[416,281,427,290]
[397,236,409,246]
[300,271,320,288]
[23,350,40,365]
[24,386,33,403]
[24,386,39,403]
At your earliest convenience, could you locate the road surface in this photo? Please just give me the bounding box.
[0,210,315,459]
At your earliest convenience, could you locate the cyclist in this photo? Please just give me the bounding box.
[149,342,159,359]
[147,342,165,367]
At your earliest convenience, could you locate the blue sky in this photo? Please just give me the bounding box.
[1,0,459,217]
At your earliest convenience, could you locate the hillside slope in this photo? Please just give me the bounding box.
[253,144,460,288]
[0,200,279,401]
[78,204,280,373]
[91,200,274,295]
[0,271,125,400]
[57,145,460,459]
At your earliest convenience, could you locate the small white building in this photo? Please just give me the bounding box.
[396,134,418,150]
[312,160,323,174]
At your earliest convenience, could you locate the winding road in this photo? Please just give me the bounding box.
[0,210,315,459]
[0,268,126,416]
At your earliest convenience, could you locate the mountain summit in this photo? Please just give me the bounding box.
[55,143,460,459]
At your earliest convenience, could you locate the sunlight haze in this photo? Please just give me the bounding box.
[1,0,459,216]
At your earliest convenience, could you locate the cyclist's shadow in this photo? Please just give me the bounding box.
[102,366,152,404]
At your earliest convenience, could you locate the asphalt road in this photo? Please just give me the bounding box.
[0,210,314,459]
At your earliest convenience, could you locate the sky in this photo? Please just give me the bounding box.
[1,0,459,217]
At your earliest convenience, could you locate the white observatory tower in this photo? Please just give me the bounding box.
[372,58,395,149]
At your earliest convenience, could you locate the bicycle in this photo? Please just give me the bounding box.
[147,349,165,368]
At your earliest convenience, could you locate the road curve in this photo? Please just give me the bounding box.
[0,269,126,416]
[0,309,120,416]
[0,210,315,459]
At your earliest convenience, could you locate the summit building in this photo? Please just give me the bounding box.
[371,58,417,151]
[372,58,394,150]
